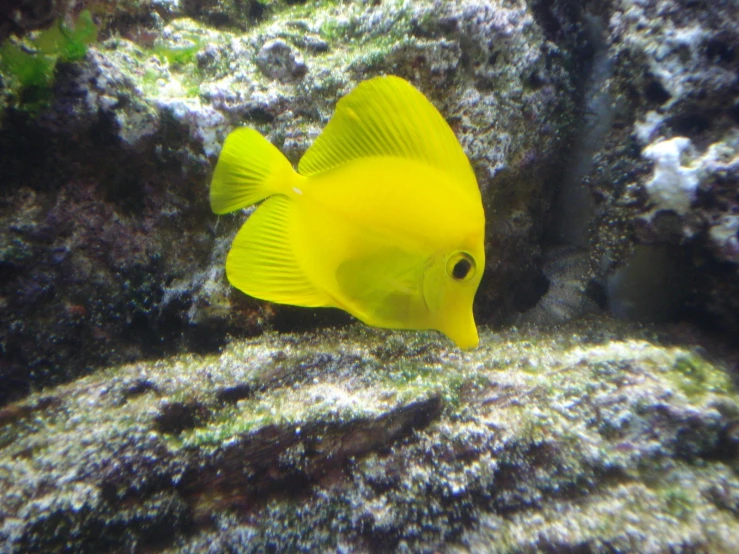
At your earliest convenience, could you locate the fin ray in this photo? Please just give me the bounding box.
[226,196,331,307]
[210,128,297,214]
[298,76,478,197]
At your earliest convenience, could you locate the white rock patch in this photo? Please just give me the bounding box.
[642,137,698,215]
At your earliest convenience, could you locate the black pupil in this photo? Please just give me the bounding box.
[452,258,471,279]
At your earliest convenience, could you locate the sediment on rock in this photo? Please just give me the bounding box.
[1,318,737,552]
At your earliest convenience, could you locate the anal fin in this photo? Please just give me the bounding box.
[226,196,331,307]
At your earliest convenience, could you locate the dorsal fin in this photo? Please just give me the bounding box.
[298,75,479,197]
[210,128,298,215]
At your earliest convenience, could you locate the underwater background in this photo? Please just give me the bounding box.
[1,0,738,551]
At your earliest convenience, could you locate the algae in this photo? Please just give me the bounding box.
[669,351,731,398]
[0,11,98,111]
[153,36,203,67]
[1,1,738,551]
[1,317,738,552]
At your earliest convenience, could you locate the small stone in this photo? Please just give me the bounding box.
[255,39,307,82]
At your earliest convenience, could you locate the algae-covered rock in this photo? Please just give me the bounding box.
[0,0,582,401]
[2,1,738,550]
[569,0,739,332]
[1,317,738,552]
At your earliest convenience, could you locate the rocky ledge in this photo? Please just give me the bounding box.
[1,316,737,552]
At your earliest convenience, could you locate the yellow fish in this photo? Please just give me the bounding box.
[210,75,485,348]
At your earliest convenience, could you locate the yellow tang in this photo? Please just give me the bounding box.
[210,75,485,348]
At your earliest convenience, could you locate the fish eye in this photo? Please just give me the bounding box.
[446,252,476,281]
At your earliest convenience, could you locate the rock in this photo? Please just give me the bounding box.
[255,39,307,82]
[573,0,739,334]
[709,215,739,264]
[3,2,738,550]
[0,317,738,552]
[516,245,603,325]
[642,137,698,216]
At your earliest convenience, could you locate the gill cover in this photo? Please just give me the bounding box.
[423,247,484,349]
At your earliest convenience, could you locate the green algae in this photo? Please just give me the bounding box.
[0,11,98,111]
[153,36,203,67]
[661,484,696,520]
[669,351,731,398]
[0,0,736,550]
[35,11,98,61]
[0,42,56,91]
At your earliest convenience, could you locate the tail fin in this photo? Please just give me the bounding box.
[210,128,298,214]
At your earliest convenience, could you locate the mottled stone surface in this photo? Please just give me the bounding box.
[574,0,739,332]
[0,317,737,552]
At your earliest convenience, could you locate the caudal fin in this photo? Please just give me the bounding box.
[210,128,297,214]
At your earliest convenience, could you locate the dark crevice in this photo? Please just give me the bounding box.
[644,79,672,105]
[513,267,550,312]
[669,111,712,136]
[705,37,736,64]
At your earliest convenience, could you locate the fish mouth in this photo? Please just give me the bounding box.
[440,313,479,349]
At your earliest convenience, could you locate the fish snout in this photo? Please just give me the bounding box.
[439,313,479,349]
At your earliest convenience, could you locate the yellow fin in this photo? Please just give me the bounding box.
[210,128,297,214]
[298,75,478,196]
[225,195,331,307]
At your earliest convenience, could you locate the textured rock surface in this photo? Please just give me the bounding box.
[1,316,738,552]
[575,0,739,332]
[0,0,582,402]
[3,1,738,550]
